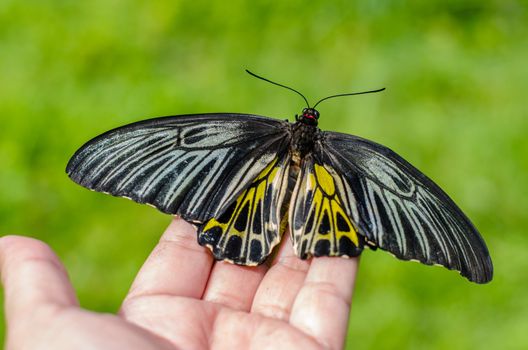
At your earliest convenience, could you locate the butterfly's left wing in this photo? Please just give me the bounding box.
[66,113,291,223]
[315,131,493,284]
[198,152,292,265]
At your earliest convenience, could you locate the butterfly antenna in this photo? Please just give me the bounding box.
[246,69,310,108]
[313,88,386,109]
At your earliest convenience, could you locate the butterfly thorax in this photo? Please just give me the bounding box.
[291,121,320,164]
[291,107,321,163]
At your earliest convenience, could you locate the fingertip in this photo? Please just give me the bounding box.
[0,235,78,317]
[0,234,54,253]
[162,216,197,241]
[0,235,64,275]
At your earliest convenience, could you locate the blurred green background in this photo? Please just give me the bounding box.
[1,0,527,348]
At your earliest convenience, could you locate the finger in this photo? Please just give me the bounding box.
[202,259,268,311]
[251,234,310,320]
[123,217,213,302]
[289,256,359,350]
[0,235,79,322]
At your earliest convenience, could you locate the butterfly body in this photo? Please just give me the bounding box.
[67,108,493,283]
[291,121,320,159]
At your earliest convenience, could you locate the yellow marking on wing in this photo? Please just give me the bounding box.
[297,163,360,254]
[331,199,359,245]
[314,163,335,196]
[202,216,221,232]
[255,157,278,180]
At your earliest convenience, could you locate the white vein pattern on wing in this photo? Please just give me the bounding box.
[369,149,460,262]
[179,121,259,148]
[78,136,147,180]
[137,150,200,200]
[114,125,265,197]
[362,153,416,196]
[379,189,406,256]
[79,127,174,173]
[416,190,456,265]
[146,122,246,147]
[79,120,251,181]
[98,136,176,188]
[262,155,289,242]
[183,151,236,211]
[409,190,450,261]
[81,132,170,184]
[361,180,379,241]
[288,165,304,245]
[113,145,181,193]
[149,150,204,206]
[403,200,431,260]
[439,205,476,272]
[261,179,272,252]
[378,188,404,253]
[383,190,408,256]
[269,157,290,232]
[133,127,261,203]
[364,178,429,258]
[432,207,466,269]
[164,148,233,212]
[365,179,386,245]
[339,175,360,224]
[162,149,226,208]
[425,187,477,271]
[442,212,471,269]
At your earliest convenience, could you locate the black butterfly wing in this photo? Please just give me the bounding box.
[198,152,292,265]
[289,154,364,260]
[316,131,493,283]
[66,113,291,223]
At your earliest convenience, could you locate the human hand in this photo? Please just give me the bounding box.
[0,218,358,349]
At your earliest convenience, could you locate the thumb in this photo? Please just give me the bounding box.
[0,235,79,324]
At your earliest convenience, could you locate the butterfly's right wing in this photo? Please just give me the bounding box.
[317,131,493,283]
[66,113,291,223]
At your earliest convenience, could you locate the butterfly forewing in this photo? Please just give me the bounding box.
[198,152,291,264]
[289,154,364,259]
[317,131,493,283]
[66,114,291,223]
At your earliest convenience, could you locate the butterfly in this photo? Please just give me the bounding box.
[66,70,493,284]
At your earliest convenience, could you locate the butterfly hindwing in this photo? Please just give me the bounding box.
[318,131,493,283]
[289,154,364,260]
[198,152,291,264]
[66,113,291,223]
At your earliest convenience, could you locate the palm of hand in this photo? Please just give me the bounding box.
[0,219,358,350]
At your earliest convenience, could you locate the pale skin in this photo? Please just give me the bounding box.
[0,218,358,350]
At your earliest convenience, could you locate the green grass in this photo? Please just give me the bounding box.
[1,1,527,348]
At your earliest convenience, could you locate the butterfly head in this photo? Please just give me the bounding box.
[299,107,320,126]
